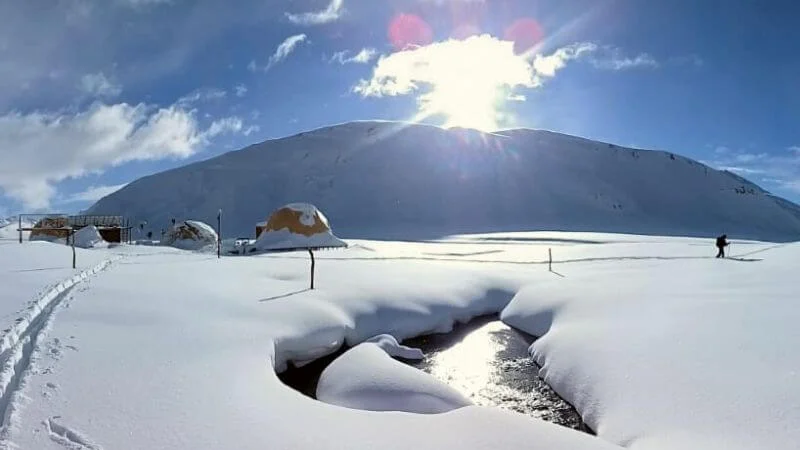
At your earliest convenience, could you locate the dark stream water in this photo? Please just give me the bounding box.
[278,315,587,433]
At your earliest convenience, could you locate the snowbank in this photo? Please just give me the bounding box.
[72,225,107,249]
[501,244,800,450]
[364,334,424,359]
[317,342,471,414]
[162,220,218,250]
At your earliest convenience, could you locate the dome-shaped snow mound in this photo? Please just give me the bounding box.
[163,220,218,251]
[255,203,346,251]
[73,225,107,249]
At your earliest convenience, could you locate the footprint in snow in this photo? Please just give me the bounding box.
[41,382,58,398]
[45,417,103,450]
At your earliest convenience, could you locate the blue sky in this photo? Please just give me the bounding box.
[1,0,799,216]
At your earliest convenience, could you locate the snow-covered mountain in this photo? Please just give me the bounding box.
[0,216,34,240]
[88,121,800,241]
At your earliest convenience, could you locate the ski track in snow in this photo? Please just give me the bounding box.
[0,257,118,444]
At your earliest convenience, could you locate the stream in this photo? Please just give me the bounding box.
[403,316,587,432]
[278,315,588,433]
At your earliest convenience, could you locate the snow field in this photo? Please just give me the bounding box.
[0,241,113,333]
[0,234,796,450]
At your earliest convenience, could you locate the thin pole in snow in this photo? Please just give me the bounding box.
[309,249,316,290]
[548,248,552,272]
[18,215,22,244]
[71,229,76,269]
[217,209,222,259]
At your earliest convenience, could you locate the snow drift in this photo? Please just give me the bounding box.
[316,340,471,414]
[72,225,107,249]
[88,121,800,241]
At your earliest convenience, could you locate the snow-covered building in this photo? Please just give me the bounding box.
[29,217,71,242]
[254,203,347,251]
[26,215,130,244]
[163,220,218,251]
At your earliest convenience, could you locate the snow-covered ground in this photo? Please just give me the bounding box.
[0,240,111,335]
[0,219,33,241]
[0,232,797,449]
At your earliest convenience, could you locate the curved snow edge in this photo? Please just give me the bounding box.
[269,288,518,372]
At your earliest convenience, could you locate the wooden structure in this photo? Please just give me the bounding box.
[30,216,71,240]
[70,215,131,243]
[19,214,133,244]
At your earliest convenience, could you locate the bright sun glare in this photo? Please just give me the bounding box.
[418,75,507,132]
[356,34,539,132]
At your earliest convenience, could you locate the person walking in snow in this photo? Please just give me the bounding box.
[715,234,729,258]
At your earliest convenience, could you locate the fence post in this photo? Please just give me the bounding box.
[548,248,552,272]
[217,209,222,259]
[18,215,22,244]
[309,249,316,290]
[71,229,76,269]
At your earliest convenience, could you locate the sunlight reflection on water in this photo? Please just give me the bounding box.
[407,319,587,431]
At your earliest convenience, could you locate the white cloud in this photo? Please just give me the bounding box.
[177,87,227,105]
[354,35,538,98]
[79,72,122,98]
[707,146,800,196]
[776,180,800,194]
[234,84,248,97]
[353,35,593,130]
[286,0,343,25]
[591,50,659,70]
[242,125,260,136]
[533,42,597,77]
[204,116,243,138]
[254,34,308,71]
[0,103,243,209]
[66,183,129,203]
[331,48,378,64]
[532,43,658,73]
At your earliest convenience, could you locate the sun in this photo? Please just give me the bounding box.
[355,34,538,133]
[417,78,505,132]
[399,35,535,132]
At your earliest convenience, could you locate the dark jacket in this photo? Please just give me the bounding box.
[716,235,728,248]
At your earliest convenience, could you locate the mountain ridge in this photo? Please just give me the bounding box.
[87,120,800,242]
